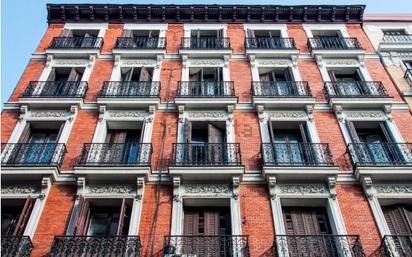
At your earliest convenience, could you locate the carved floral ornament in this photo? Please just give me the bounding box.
[121,59,157,66]
[30,111,70,118]
[374,185,412,195]
[109,111,146,119]
[278,184,328,195]
[344,111,387,121]
[267,111,307,121]
[323,59,359,66]
[86,184,136,195]
[188,59,224,66]
[53,59,89,66]
[2,184,41,195]
[183,184,232,195]
[187,111,227,120]
[256,59,290,66]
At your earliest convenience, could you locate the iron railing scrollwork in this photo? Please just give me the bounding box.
[1,236,33,257]
[48,37,103,49]
[245,37,296,49]
[371,235,412,257]
[308,37,362,50]
[177,81,235,97]
[171,143,242,166]
[116,37,166,49]
[99,81,160,97]
[273,235,365,257]
[261,143,335,166]
[22,81,88,98]
[383,35,412,43]
[163,235,250,257]
[348,143,412,167]
[77,143,152,166]
[49,236,141,257]
[1,143,66,167]
[252,81,312,97]
[324,81,388,98]
[181,37,231,49]
[404,69,412,86]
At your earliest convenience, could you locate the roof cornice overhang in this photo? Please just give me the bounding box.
[47,4,365,24]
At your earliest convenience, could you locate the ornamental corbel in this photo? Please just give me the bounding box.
[182,55,188,69]
[291,55,298,68]
[357,55,365,68]
[136,177,145,200]
[268,176,277,200]
[333,105,344,122]
[227,105,234,122]
[19,105,28,121]
[256,105,266,122]
[173,177,181,202]
[76,177,86,198]
[39,177,52,200]
[99,105,106,122]
[69,105,78,122]
[114,55,121,68]
[248,55,256,69]
[178,105,185,123]
[315,55,323,68]
[362,176,374,200]
[46,55,53,68]
[306,105,314,121]
[88,55,96,68]
[156,54,163,69]
[224,55,230,68]
[232,176,240,200]
[327,177,337,200]
[383,105,392,121]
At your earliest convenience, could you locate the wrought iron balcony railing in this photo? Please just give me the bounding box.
[163,235,250,257]
[262,143,335,166]
[245,37,296,49]
[371,235,412,257]
[1,236,33,257]
[181,37,231,49]
[383,34,412,43]
[171,143,242,166]
[77,143,152,166]
[49,236,141,257]
[116,37,166,49]
[252,81,312,97]
[348,143,412,167]
[48,37,103,49]
[324,81,388,98]
[177,81,235,97]
[99,81,160,98]
[308,37,363,50]
[404,69,412,86]
[1,143,66,167]
[273,235,365,257]
[22,81,88,98]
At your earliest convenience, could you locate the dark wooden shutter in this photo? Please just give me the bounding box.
[259,73,271,82]
[121,68,133,82]
[346,121,361,143]
[283,208,329,235]
[47,68,56,81]
[328,70,337,82]
[18,124,32,143]
[205,210,220,235]
[60,29,73,37]
[246,29,255,38]
[117,199,130,236]
[284,67,295,82]
[268,121,275,143]
[12,196,36,236]
[379,122,393,142]
[67,68,80,81]
[139,67,152,82]
[299,124,309,144]
[184,119,192,143]
[208,124,223,144]
[184,210,199,235]
[71,196,91,236]
[383,205,412,235]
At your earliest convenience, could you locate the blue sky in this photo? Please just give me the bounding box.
[1,0,412,106]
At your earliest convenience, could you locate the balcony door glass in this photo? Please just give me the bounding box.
[87,207,120,236]
[271,125,308,165]
[25,130,58,164]
[357,127,391,164]
[330,70,364,96]
[1,197,36,236]
[104,130,141,164]
[1,206,22,236]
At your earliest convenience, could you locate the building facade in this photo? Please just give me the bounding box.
[1,4,412,257]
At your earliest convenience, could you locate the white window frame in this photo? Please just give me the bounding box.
[183,24,228,38]
[250,58,301,82]
[303,24,350,39]
[123,23,167,38]
[243,24,288,38]
[63,23,108,38]
[110,57,162,82]
[181,58,230,82]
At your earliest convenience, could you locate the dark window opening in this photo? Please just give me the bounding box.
[183,207,231,236]
[121,67,153,82]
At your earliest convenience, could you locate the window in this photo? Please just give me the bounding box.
[383,30,406,36]
[61,29,99,38]
[184,207,231,236]
[189,67,223,82]
[1,198,36,236]
[191,30,224,38]
[184,121,226,144]
[48,67,85,82]
[259,67,294,82]
[283,207,332,235]
[121,67,153,82]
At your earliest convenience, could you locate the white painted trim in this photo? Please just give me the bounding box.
[63,23,108,38]
[123,23,167,32]
[303,24,350,38]
[183,24,228,38]
[242,24,288,38]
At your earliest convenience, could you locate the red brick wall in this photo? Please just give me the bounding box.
[228,23,245,54]
[31,185,76,257]
[35,24,64,52]
[230,60,253,103]
[240,184,274,257]
[159,60,182,103]
[102,24,124,54]
[365,60,402,101]
[346,24,375,53]
[85,60,114,102]
[234,112,261,171]
[337,185,381,256]
[61,111,98,171]
[166,24,184,54]
[139,185,172,257]
[287,24,308,53]
[1,111,19,143]
[314,112,352,171]
[9,60,45,102]
[393,112,412,142]
[298,60,326,102]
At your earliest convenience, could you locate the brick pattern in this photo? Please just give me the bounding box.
[102,24,124,54]
[365,60,402,101]
[314,112,352,171]
[240,185,275,257]
[298,60,326,102]
[230,60,253,103]
[166,24,184,54]
[159,60,182,103]
[337,185,381,256]
[35,24,64,52]
[61,111,98,171]
[393,112,412,142]
[228,23,246,54]
[9,60,45,102]
[1,111,19,143]
[31,185,76,257]
[234,112,262,171]
[346,24,375,53]
[85,60,114,102]
[139,185,172,257]
[287,24,309,53]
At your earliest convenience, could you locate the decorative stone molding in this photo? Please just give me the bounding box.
[178,105,185,123]
[114,55,121,68]
[136,177,145,200]
[184,184,231,195]
[248,55,256,68]
[182,55,188,69]
[316,55,323,68]
[187,111,227,120]
[257,59,290,66]
[345,111,386,121]
[54,59,89,66]
[223,55,230,68]
[227,105,234,122]
[328,177,337,199]
[291,55,298,68]
[334,105,344,122]
[188,59,224,66]
[383,105,393,121]
[109,111,146,119]
[362,176,374,200]
[256,105,265,122]
[19,105,28,121]
[173,177,182,202]
[306,105,314,121]
[121,59,157,66]
[88,55,95,68]
[1,184,40,195]
[374,185,412,195]
[156,55,163,69]
[268,176,277,200]
[30,111,69,118]
[232,177,240,200]
[40,177,52,200]
[268,111,306,121]
[324,59,359,66]
[98,105,106,122]
[87,184,135,195]
[279,184,327,195]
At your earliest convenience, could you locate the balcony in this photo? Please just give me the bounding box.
[1,236,33,257]
[273,235,365,257]
[261,143,338,181]
[245,37,298,57]
[46,37,103,57]
[19,81,88,107]
[348,143,412,180]
[404,69,412,86]
[97,81,161,108]
[163,235,250,257]
[113,37,166,57]
[175,81,237,109]
[380,35,412,52]
[372,235,412,257]
[252,81,315,108]
[74,143,152,180]
[49,236,141,257]
[324,81,392,109]
[179,37,232,57]
[308,37,364,58]
[169,143,244,181]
